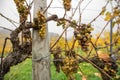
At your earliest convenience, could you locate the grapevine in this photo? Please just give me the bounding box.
[0,0,120,80]
[57,19,67,29]
[14,0,31,43]
[22,28,31,42]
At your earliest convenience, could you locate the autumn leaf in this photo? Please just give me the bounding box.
[104,11,112,21]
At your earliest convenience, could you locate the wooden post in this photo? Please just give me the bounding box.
[110,19,113,53]
[32,0,50,80]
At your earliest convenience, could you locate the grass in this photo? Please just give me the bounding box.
[4,58,105,80]
[4,59,32,80]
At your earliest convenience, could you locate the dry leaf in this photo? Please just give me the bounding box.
[97,51,110,62]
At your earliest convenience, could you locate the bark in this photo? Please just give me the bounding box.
[0,21,32,79]
[2,42,31,76]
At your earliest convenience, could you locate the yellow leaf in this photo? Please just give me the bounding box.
[104,12,112,21]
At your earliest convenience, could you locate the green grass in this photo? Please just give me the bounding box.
[4,59,32,80]
[4,58,120,80]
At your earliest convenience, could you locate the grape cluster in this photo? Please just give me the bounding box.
[63,0,72,11]
[103,62,118,77]
[52,48,79,80]
[14,0,29,22]
[61,51,79,80]
[74,24,93,51]
[61,56,79,80]
[33,11,46,39]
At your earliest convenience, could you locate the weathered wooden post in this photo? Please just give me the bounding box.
[110,19,113,53]
[32,0,50,80]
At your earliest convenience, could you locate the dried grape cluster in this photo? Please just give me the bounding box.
[61,57,79,80]
[51,47,79,80]
[92,57,118,79]
[61,51,79,80]
[14,0,29,22]
[74,24,94,51]
[33,11,46,39]
[103,61,118,77]
[63,0,72,11]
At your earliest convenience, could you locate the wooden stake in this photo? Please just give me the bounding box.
[32,0,50,80]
